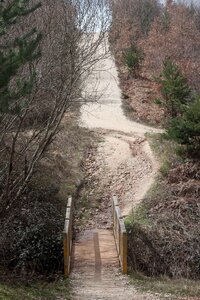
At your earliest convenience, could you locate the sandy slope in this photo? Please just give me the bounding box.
[69,41,166,300]
[80,42,161,217]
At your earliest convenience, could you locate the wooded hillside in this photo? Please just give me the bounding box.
[110,0,200,279]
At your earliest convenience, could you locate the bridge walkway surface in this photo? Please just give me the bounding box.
[70,229,143,300]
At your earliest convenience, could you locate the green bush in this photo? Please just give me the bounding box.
[124,43,144,77]
[167,97,200,157]
[0,177,64,276]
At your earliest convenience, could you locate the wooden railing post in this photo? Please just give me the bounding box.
[112,196,127,274]
[120,219,127,274]
[63,221,69,277]
[63,196,73,277]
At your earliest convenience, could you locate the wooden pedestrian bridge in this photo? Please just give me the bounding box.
[62,197,158,300]
[63,196,127,279]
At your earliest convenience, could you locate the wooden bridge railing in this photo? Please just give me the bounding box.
[112,196,127,274]
[63,196,73,277]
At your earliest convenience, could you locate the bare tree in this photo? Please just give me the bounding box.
[0,0,111,214]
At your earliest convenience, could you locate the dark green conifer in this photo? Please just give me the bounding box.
[167,96,200,157]
[0,0,42,113]
[156,58,190,118]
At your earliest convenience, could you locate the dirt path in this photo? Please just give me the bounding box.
[69,41,166,300]
[94,130,159,217]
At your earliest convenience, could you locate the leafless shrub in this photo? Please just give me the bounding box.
[140,2,200,90]
[109,0,161,61]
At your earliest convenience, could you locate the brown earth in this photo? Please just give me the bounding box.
[118,65,165,127]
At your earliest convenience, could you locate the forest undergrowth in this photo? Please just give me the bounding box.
[0,115,96,299]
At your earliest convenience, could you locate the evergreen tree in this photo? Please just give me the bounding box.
[139,0,160,36]
[0,0,42,114]
[124,42,144,77]
[156,58,190,118]
[167,96,200,157]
